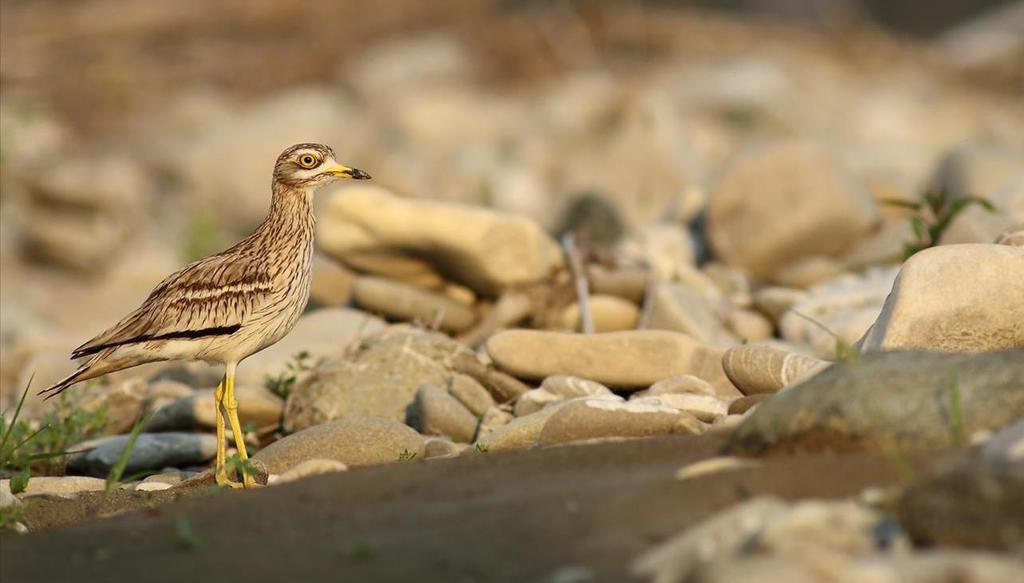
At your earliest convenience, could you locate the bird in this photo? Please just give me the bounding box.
[39,143,370,488]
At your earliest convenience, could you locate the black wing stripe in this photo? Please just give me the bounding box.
[71,325,241,359]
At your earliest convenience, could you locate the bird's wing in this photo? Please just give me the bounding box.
[72,249,275,359]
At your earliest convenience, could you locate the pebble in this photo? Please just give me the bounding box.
[587,266,647,303]
[752,286,808,324]
[423,437,472,458]
[253,415,425,474]
[309,254,357,307]
[477,406,514,440]
[724,308,773,343]
[630,394,730,423]
[67,433,217,478]
[18,476,107,498]
[728,394,769,415]
[721,344,830,395]
[486,330,736,393]
[646,283,738,346]
[448,374,495,417]
[560,294,639,332]
[537,398,703,446]
[407,384,479,443]
[639,375,717,397]
[352,276,477,333]
[674,456,761,481]
[476,405,564,452]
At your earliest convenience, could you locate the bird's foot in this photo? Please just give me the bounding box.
[215,469,245,489]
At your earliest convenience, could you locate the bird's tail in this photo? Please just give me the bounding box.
[36,349,120,400]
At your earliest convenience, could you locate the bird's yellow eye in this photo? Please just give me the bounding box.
[297,154,319,169]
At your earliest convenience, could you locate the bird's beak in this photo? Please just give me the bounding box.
[325,163,371,180]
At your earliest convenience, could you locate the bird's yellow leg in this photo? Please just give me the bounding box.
[224,363,257,488]
[213,375,237,487]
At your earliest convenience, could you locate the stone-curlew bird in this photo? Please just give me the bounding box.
[40,143,370,487]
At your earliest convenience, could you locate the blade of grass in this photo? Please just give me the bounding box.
[0,374,34,460]
[104,415,150,495]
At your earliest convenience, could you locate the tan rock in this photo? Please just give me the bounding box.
[537,398,703,446]
[448,374,495,417]
[318,185,562,296]
[486,329,737,393]
[352,276,477,333]
[408,384,479,443]
[560,295,639,332]
[587,266,647,303]
[273,459,348,485]
[477,405,563,451]
[722,344,830,395]
[630,394,730,423]
[147,385,283,432]
[752,286,808,324]
[646,283,738,346]
[708,140,879,279]
[860,244,1024,352]
[640,375,717,397]
[725,308,774,343]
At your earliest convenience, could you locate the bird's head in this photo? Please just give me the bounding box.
[272,143,370,190]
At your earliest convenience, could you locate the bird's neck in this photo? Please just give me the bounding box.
[268,182,315,222]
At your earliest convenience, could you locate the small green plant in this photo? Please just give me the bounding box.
[173,516,203,552]
[1,378,107,475]
[9,468,30,494]
[397,449,417,462]
[265,350,313,399]
[946,372,966,446]
[474,442,490,453]
[883,186,996,260]
[346,539,378,561]
[224,453,258,484]
[104,415,150,495]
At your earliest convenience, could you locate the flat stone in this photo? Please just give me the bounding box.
[647,283,738,346]
[707,140,879,280]
[253,416,424,474]
[726,351,1024,455]
[146,385,283,432]
[722,344,830,395]
[18,476,107,498]
[537,398,703,446]
[630,394,730,423]
[639,375,717,397]
[860,244,1024,352]
[587,266,647,303]
[318,185,563,296]
[423,437,471,458]
[752,286,808,324]
[273,459,348,485]
[67,433,217,477]
[407,384,479,443]
[560,295,639,332]
[352,276,477,332]
[486,329,737,393]
[448,374,494,417]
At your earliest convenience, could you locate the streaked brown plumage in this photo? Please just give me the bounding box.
[41,143,370,487]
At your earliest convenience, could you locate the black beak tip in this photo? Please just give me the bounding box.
[350,168,371,180]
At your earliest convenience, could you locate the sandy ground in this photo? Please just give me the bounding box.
[0,435,957,583]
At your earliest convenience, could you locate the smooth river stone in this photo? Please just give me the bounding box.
[560,294,640,332]
[318,185,563,296]
[537,398,704,446]
[722,344,830,395]
[859,244,1024,352]
[486,330,737,393]
[352,276,477,332]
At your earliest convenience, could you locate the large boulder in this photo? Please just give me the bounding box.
[726,351,1024,455]
[860,245,1024,352]
[317,185,563,296]
[708,140,879,280]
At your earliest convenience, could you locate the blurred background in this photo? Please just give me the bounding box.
[1,0,1022,406]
